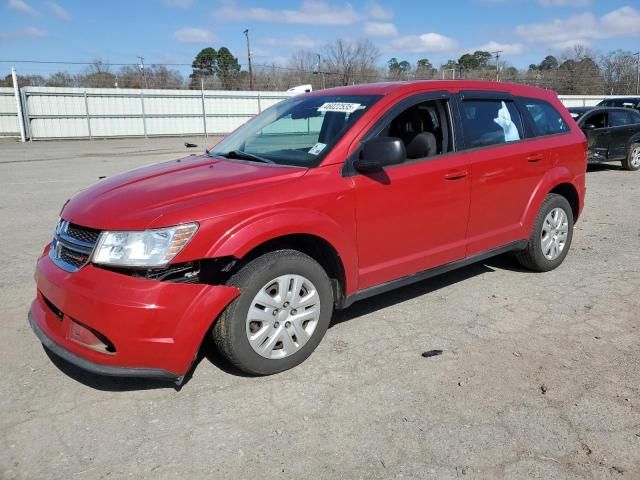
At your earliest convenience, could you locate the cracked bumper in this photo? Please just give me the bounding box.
[30,251,240,380]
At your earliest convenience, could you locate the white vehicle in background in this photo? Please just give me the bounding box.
[286,84,313,95]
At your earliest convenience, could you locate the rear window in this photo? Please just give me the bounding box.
[609,110,633,127]
[461,99,524,148]
[521,99,569,136]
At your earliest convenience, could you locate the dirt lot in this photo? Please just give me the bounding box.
[0,137,638,479]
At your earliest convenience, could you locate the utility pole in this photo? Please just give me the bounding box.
[244,29,253,90]
[634,51,640,95]
[492,50,502,82]
[137,56,148,89]
[314,53,325,89]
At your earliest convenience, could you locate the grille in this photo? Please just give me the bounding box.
[59,245,91,268]
[50,220,101,272]
[66,223,101,244]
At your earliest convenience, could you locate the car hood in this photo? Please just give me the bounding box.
[61,155,307,230]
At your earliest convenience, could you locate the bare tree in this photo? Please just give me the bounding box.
[323,39,381,86]
[601,50,638,95]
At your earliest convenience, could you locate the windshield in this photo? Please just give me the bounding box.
[209,94,382,167]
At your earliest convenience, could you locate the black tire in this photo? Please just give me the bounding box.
[212,249,333,375]
[516,193,574,272]
[622,143,640,171]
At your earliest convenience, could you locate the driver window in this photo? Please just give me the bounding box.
[586,112,607,129]
[378,100,452,160]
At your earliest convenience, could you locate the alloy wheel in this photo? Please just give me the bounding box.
[541,207,569,261]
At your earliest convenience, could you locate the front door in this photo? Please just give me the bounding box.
[351,94,471,290]
[582,111,610,160]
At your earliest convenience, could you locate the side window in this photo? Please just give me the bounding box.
[461,99,523,148]
[521,98,569,136]
[585,112,607,129]
[379,99,452,160]
[630,110,640,124]
[609,110,632,127]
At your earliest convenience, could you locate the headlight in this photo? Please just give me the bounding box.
[92,223,198,267]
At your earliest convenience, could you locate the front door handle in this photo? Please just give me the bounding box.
[527,155,544,163]
[444,170,468,180]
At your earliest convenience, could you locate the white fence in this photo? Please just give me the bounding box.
[0,89,632,140]
[557,95,606,107]
[17,87,290,140]
[0,87,20,137]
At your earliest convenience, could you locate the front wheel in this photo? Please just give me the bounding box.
[516,193,574,272]
[212,249,333,375]
[622,143,640,171]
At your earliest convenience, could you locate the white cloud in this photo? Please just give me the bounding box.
[515,6,640,50]
[163,0,193,7]
[173,27,215,43]
[260,36,322,49]
[391,33,457,53]
[363,22,397,38]
[45,1,70,20]
[8,0,37,15]
[366,2,392,20]
[475,41,524,56]
[0,26,46,39]
[215,0,361,25]
[538,0,590,7]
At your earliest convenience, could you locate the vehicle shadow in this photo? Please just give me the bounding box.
[331,259,499,327]
[587,163,623,173]
[43,348,178,391]
[44,253,527,390]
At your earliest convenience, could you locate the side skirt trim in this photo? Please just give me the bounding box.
[339,240,528,309]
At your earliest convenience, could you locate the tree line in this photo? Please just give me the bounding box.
[2,41,638,96]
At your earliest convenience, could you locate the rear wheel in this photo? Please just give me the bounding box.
[516,193,574,272]
[212,249,333,375]
[622,143,640,171]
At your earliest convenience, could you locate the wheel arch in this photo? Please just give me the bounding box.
[237,233,348,306]
[549,182,580,221]
[521,166,583,235]
[205,209,358,301]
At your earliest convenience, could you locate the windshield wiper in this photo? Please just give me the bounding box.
[217,150,275,164]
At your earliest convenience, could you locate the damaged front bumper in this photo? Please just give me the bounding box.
[30,251,239,384]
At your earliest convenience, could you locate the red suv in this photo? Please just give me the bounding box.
[29,81,586,383]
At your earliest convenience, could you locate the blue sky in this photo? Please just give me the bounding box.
[1,0,639,77]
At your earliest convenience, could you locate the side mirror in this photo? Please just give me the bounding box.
[582,123,596,131]
[354,137,406,172]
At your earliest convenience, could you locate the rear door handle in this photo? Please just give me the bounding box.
[527,155,544,163]
[444,170,468,180]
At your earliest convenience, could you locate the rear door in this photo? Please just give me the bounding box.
[457,92,543,255]
[607,110,635,159]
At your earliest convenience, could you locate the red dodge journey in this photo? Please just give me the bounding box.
[30,81,587,383]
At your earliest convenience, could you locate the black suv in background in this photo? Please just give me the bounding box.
[576,106,640,171]
[597,97,640,110]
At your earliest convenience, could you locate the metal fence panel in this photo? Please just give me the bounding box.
[558,95,605,107]
[0,87,20,137]
[3,89,634,139]
[19,86,292,140]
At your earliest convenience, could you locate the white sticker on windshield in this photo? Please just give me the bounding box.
[308,142,327,155]
[317,102,361,114]
[494,101,520,142]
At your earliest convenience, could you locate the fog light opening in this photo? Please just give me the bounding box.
[67,319,116,355]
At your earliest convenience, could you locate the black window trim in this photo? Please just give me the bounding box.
[342,90,458,177]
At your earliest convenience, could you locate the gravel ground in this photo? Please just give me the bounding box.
[0,137,639,480]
